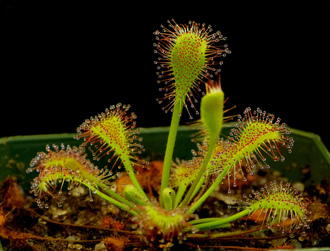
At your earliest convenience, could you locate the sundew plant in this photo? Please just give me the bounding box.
[27,19,310,247]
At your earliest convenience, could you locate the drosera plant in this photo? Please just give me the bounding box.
[27,19,310,247]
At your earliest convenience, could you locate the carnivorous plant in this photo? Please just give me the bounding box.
[27,19,310,246]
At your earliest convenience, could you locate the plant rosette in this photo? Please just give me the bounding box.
[18,19,320,249]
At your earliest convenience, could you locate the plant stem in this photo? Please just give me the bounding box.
[180,136,217,207]
[160,102,183,208]
[192,208,250,231]
[122,156,148,201]
[186,163,232,215]
[188,217,228,225]
[83,182,139,216]
[174,183,188,208]
[187,225,270,239]
[98,183,136,209]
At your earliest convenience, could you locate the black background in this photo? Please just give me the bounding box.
[2,2,329,149]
